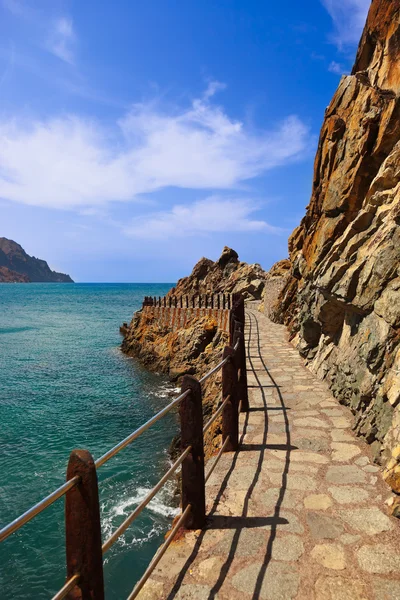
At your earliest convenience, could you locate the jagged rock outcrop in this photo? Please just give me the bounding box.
[265,0,400,502]
[259,259,291,320]
[122,248,261,458]
[0,238,73,282]
[0,266,29,283]
[168,246,267,300]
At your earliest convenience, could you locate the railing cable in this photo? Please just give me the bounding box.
[95,389,190,468]
[0,476,80,543]
[51,573,80,600]
[205,436,231,483]
[102,445,192,553]
[199,355,229,384]
[203,396,229,434]
[127,504,192,600]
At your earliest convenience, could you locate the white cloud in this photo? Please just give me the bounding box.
[321,0,370,48]
[47,17,76,63]
[0,85,310,210]
[328,60,343,74]
[124,196,280,239]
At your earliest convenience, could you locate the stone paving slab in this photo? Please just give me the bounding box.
[137,309,400,600]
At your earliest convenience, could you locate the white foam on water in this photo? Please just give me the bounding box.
[101,480,179,551]
[148,384,180,399]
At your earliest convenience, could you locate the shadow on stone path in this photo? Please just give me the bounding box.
[138,308,400,600]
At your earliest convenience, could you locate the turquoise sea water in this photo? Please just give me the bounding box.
[0,283,179,599]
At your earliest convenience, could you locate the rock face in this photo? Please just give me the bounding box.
[0,266,30,283]
[122,248,259,458]
[0,238,73,283]
[168,246,266,300]
[266,0,400,474]
[259,259,291,320]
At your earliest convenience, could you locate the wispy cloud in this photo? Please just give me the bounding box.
[47,17,76,64]
[124,196,280,239]
[3,1,77,64]
[321,0,370,48]
[328,60,344,74]
[0,83,310,210]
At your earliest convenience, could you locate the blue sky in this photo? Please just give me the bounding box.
[0,0,370,282]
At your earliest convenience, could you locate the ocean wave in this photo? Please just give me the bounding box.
[148,384,180,399]
[101,480,179,550]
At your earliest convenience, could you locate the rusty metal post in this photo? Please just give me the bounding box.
[217,295,220,309]
[233,323,249,412]
[229,313,235,346]
[232,294,245,326]
[179,375,206,529]
[222,346,239,452]
[65,450,104,600]
[211,295,214,309]
[186,296,189,308]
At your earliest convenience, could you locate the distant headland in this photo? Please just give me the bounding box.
[0,237,73,283]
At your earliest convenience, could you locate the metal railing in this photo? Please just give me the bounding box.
[0,293,248,600]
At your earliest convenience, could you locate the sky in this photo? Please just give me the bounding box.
[0,0,371,282]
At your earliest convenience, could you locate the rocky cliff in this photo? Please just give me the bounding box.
[122,248,264,458]
[264,0,400,500]
[0,238,73,282]
[0,266,30,283]
[168,246,266,300]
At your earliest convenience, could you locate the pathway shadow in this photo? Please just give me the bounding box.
[165,310,292,600]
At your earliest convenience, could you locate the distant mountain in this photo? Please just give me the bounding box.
[0,266,30,283]
[0,238,73,283]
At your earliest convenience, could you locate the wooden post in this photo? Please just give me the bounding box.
[186,296,189,308]
[211,295,214,309]
[65,450,104,600]
[222,346,239,452]
[180,375,206,529]
[217,295,220,309]
[164,297,166,308]
[233,323,249,412]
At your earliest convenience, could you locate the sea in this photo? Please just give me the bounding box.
[0,282,180,599]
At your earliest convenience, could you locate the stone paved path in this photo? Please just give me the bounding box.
[138,308,400,600]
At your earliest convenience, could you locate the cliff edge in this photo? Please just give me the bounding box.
[264,0,400,497]
[0,238,73,283]
[122,247,265,457]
